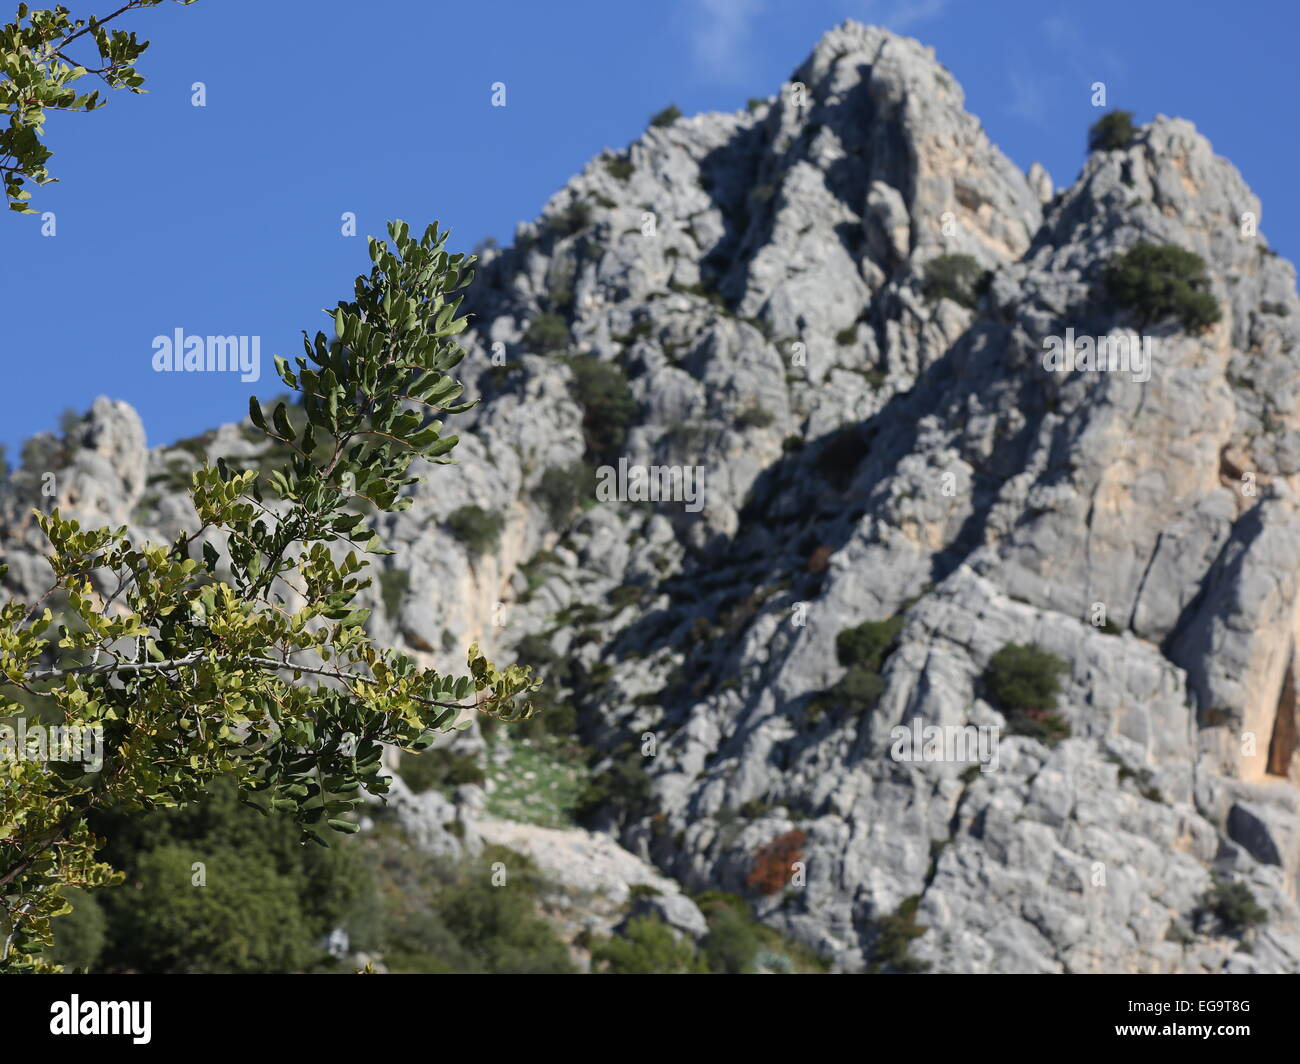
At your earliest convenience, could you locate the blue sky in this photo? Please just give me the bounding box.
[3,0,1297,458]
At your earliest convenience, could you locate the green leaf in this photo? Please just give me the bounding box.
[272,402,293,439]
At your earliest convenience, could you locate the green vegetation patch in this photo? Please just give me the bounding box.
[982,642,1071,745]
[1088,110,1136,152]
[1104,241,1221,331]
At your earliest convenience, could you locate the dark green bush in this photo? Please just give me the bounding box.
[608,583,645,611]
[867,895,930,973]
[524,312,571,353]
[81,778,367,973]
[400,746,486,795]
[566,354,639,461]
[697,893,760,974]
[378,567,409,621]
[807,614,905,723]
[735,404,775,430]
[47,887,106,971]
[837,615,905,672]
[433,848,575,973]
[518,549,560,599]
[106,844,320,972]
[604,155,634,182]
[1088,110,1135,152]
[983,643,1071,745]
[838,665,886,715]
[650,104,682,128]
[921,253,987,310]
[575,749,652,823]
[1104,241,1221,331]
[1204,876,1268,934]
[373,843,574,974]
[668,277,726,309]
[445,505,504,558]
[551,201,593,236]
[534,460,597,526]
[592,915,702,974]
[69,781,577,974]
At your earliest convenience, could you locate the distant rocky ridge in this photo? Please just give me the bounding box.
[3,21,1299,972]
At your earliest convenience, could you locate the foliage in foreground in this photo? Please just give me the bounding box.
[1,1,199,212]
[0,221,539,971]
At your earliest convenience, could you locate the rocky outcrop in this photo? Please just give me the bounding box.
[3,20,1299,972]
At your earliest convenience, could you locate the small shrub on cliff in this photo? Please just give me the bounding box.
[1203,875,1268,935]
[808,614,905,723]
[867,895,930,973]
[378,567,409,621]
[983,643,1070,745]
[445,504,504,558]
[523,312,571,353]
[735,403,775,430]
[565,354,639,462]
[550,201,593,236]
[1088,110,1136,152]
[650,104,682,128]
[921,253,987,310]
[534,460,597,526]
[1104,241,1221,331]
[837,616,905,673]
[603,155,634,182]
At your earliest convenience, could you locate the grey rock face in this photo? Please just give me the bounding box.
[3,21,1299,972]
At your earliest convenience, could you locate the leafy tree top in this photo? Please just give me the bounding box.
[1,1,198,212]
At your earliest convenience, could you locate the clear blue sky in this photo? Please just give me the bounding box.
[3,0,1297,458]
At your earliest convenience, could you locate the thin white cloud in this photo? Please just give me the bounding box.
[1006,69,1048,124]
[864,0,948,32]
[1042,12,1076,49]
[689,0,765,83]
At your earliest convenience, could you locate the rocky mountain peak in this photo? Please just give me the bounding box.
[4,22,1299,974]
